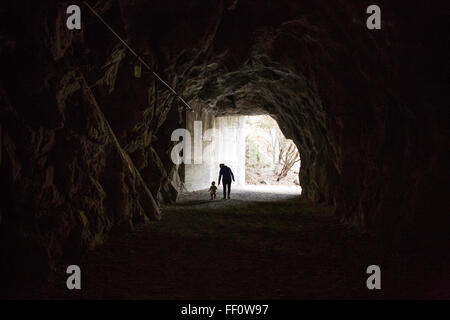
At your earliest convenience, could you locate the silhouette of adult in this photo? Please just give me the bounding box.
[218,163,235,199]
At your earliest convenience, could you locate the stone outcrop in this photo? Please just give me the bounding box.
[0,0,449,289]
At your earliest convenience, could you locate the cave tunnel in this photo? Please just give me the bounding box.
[0,0,449,300]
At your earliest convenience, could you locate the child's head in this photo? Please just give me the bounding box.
[211,181,215,186]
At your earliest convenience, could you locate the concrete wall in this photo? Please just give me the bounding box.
[184,111,246,191]
[183,108,215,191]
[211,116,246,187]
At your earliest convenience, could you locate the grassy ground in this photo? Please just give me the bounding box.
[39,192,448,299]
[42,197,384,299]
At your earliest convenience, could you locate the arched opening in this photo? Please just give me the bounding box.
[245,115,301,188]
[181,112,302,200]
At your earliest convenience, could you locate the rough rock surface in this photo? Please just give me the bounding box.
[0,0,449,289]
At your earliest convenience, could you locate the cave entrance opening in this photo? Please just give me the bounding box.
[245,115,301,189]
[182,113,301,199]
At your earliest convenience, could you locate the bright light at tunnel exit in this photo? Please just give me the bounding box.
[245,115,301,187]
[175,115,302,193]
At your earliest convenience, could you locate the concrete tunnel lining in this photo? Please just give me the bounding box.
[184,111,248,191]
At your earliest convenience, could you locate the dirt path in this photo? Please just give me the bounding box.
[41,186,448,299]
[176,185,302,206]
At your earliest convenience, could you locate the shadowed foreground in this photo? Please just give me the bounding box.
[38,189,448,300]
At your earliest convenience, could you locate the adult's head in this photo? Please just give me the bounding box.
[219,163,224,168]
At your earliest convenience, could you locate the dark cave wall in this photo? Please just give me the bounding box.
[184,0,450,245]
[0,0,449,287]
[0,0,226,285]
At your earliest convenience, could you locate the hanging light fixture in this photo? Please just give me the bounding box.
[134,62,142,78]
[83,2,193,110]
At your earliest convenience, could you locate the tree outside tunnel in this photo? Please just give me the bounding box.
[245,115,301,186]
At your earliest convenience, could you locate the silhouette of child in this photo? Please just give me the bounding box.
[209,181,218,200]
